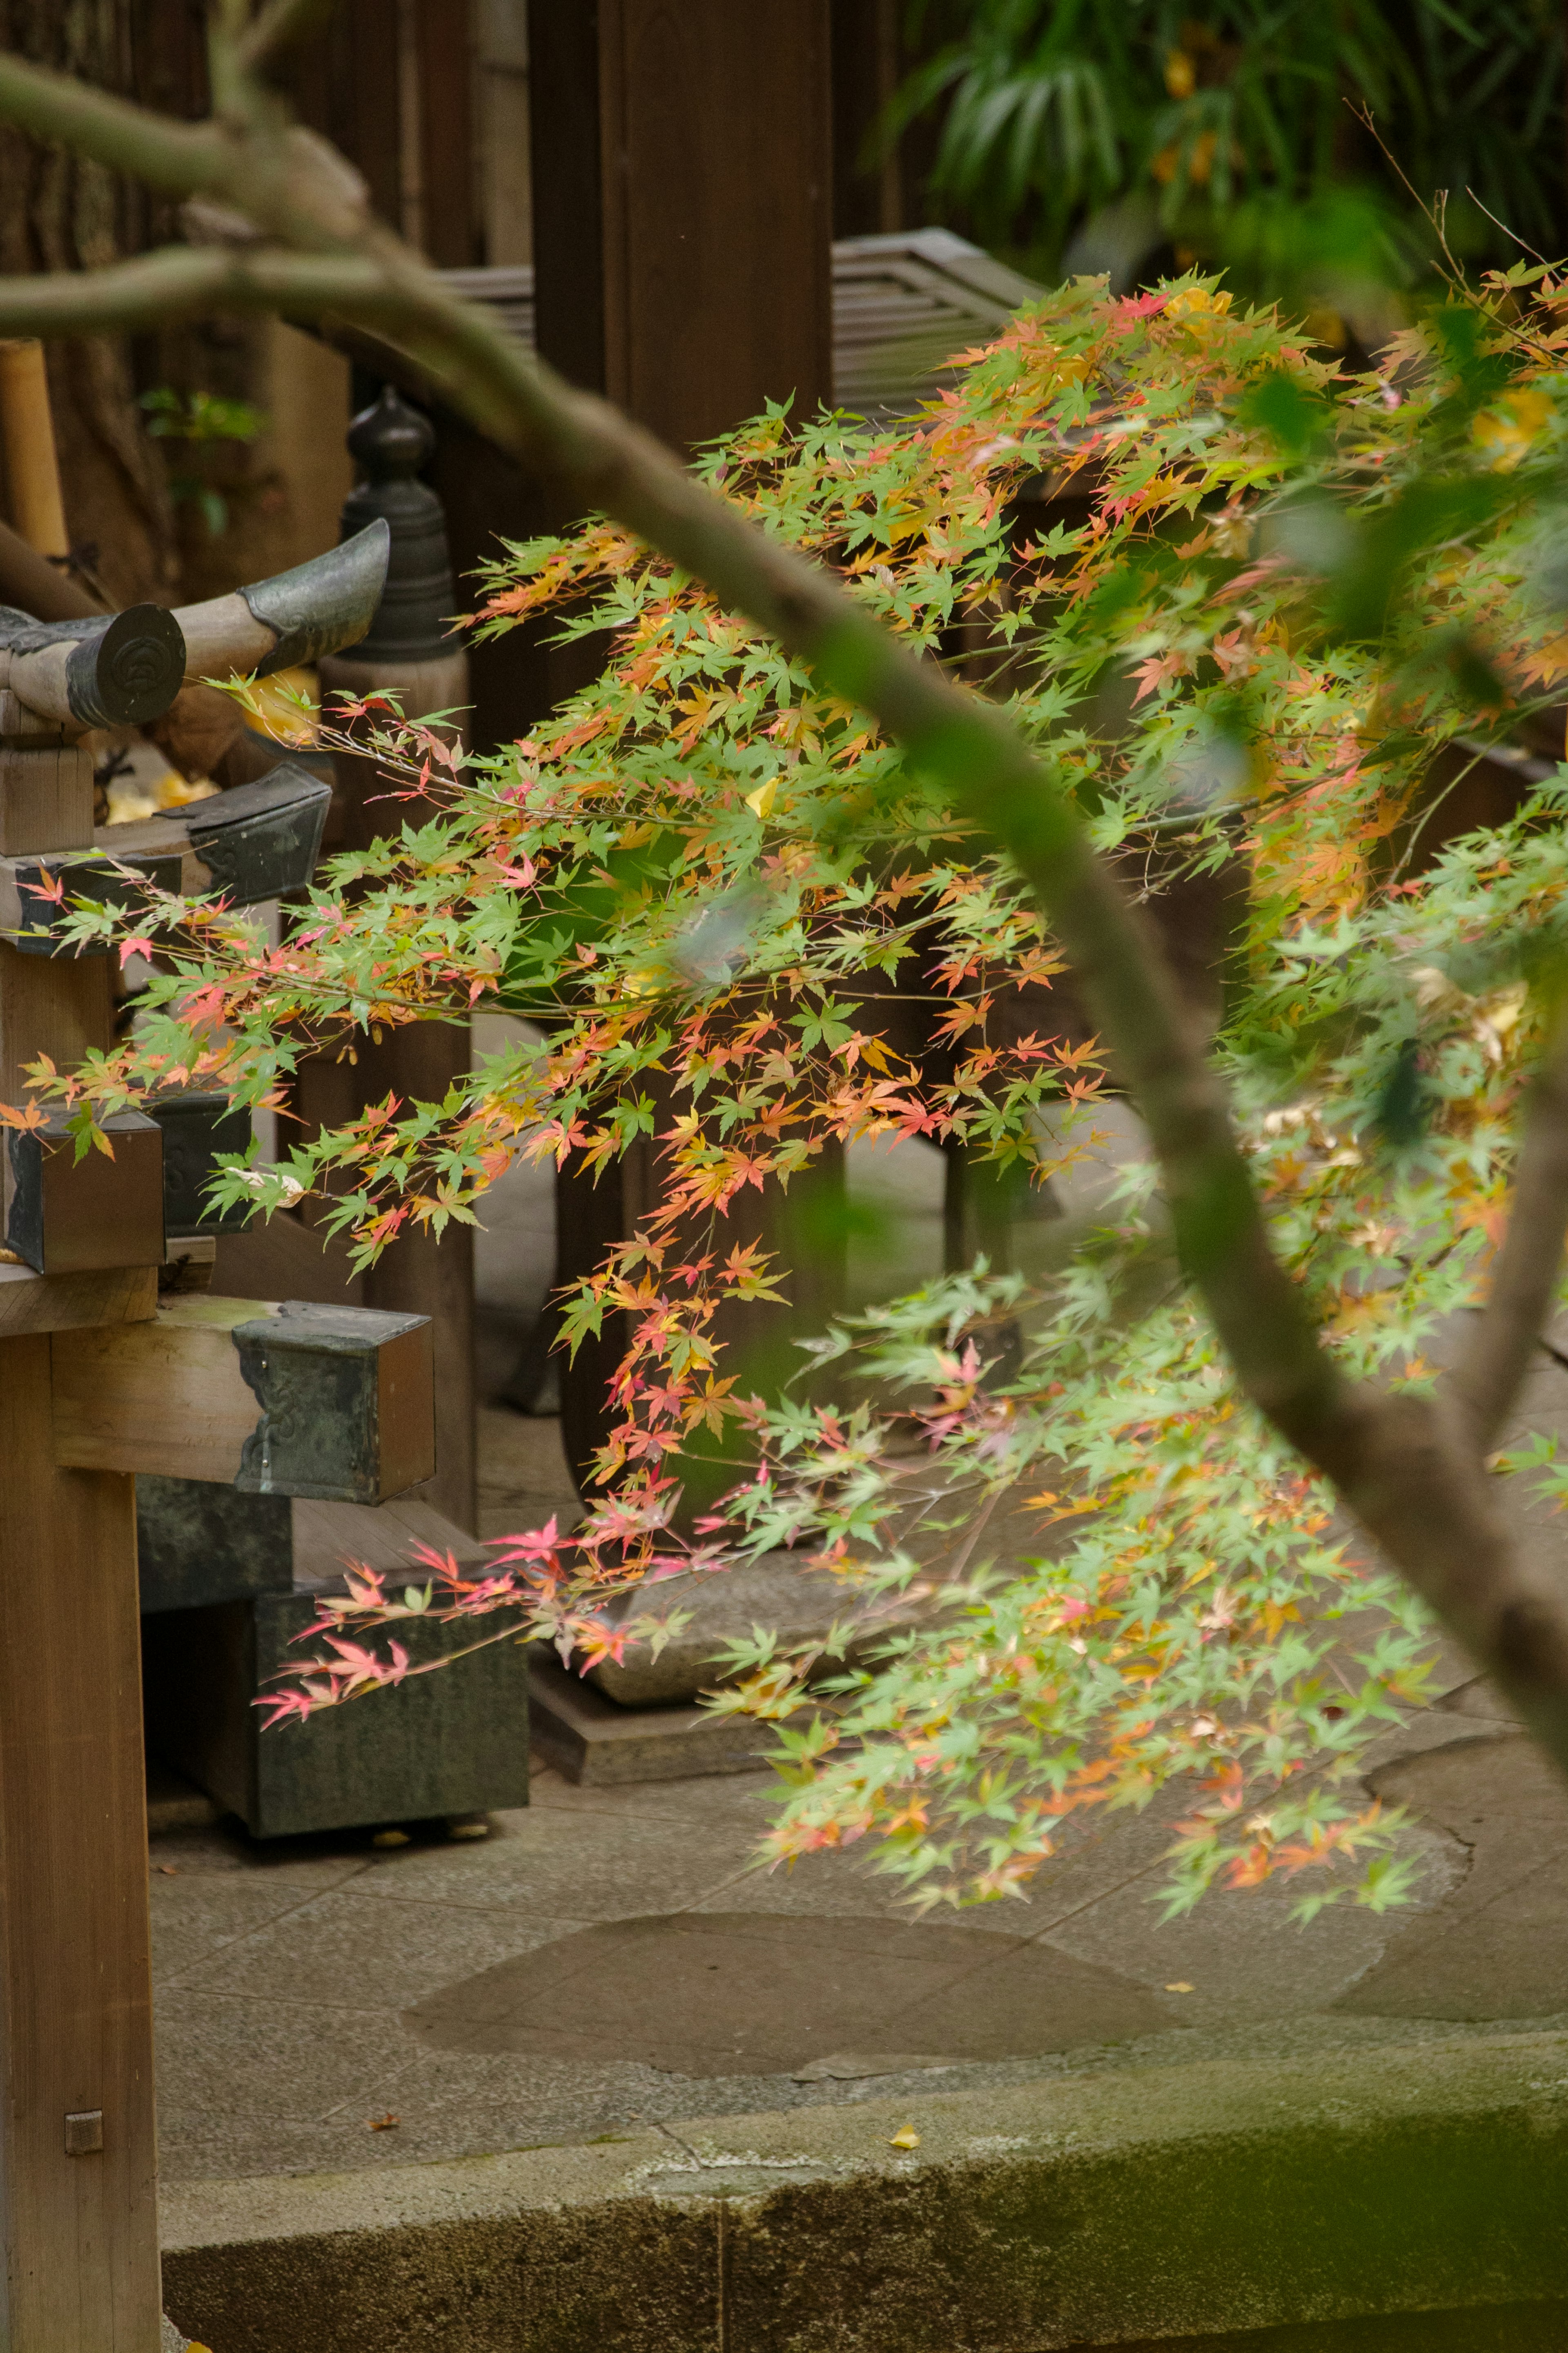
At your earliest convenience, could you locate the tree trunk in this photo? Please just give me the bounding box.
[0,0,176,607]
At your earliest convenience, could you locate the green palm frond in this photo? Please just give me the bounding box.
[897,0,1566,282]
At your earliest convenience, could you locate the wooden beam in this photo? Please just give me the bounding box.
[0,1260,154,1338]
[0,1335,159,2351]
[52,1294,435,1501]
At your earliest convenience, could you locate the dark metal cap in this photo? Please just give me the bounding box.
[338,386,458,666]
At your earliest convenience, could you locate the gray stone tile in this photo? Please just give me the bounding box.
[178,1888,583,2009]
[679,1788,1190,1937]
[349,1807,762,1918]
[1043,1821,1463,2030]
[683,1842,1007,1927]
[153,1991,406,2123]
[149,1820,373,1892]
[476,1405,581,1541]
[1339,1733,1568,2020]
[149,1876,319,1988]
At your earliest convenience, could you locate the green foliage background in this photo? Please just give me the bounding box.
[895,0,1565,301]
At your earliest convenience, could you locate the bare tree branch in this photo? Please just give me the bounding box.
[0,48,226,199]
[2,25,1568,1759]
[1455,1022,1568,1451]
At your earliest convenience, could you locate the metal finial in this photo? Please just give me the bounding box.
[346,384,436,483]
[338,387,455,665]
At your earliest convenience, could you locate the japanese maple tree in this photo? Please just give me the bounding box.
[3,7,1568,1919]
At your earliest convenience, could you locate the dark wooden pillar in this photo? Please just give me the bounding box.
[524,4,839,1504]
[528,0,834,444]
[0,711,158,2346]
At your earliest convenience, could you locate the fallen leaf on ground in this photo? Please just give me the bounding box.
[1164,1981,1194,1993]
[371,1829,410,1849]
[888,2126,920,2150]
[157,1865,178,1876]
[367,2113,401,2131]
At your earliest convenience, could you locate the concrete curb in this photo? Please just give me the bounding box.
[161,2028,1568,2350]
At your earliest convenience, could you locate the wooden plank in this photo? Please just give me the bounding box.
[53,1296,263,1482]
[0,735,92,855]
[0,1260,155,1337]
[52,1294,435,1501]
[0,1333,160,2350]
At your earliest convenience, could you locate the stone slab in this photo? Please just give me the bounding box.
[160,2025,1568,2353]
[528,1645,777,1784]
[143,1499,531,1837]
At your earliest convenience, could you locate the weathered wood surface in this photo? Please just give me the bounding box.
[0,1260,154,1336]
[0,1346,160,2349]
[0,729,91,853]
[52,1294,435,1500]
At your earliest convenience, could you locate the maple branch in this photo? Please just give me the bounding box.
[4,19,1568,1755]
[1455,1021,1568,1451]
[0,47,226,200]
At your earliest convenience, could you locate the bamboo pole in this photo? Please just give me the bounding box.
[0,340,69,560]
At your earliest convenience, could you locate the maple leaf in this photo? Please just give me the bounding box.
[1131,648,1193,701]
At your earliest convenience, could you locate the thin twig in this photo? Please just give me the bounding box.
[1465,187,1550,268]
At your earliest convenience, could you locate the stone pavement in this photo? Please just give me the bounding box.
[148,1080,1568,2311]
[147,1490,1568,2189]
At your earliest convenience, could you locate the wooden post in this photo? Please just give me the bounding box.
[525,2,839,1500]
[528,0,833,450]
[312,386,477,1531]
[0,698,159,2349]
[0,531,406,2346]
